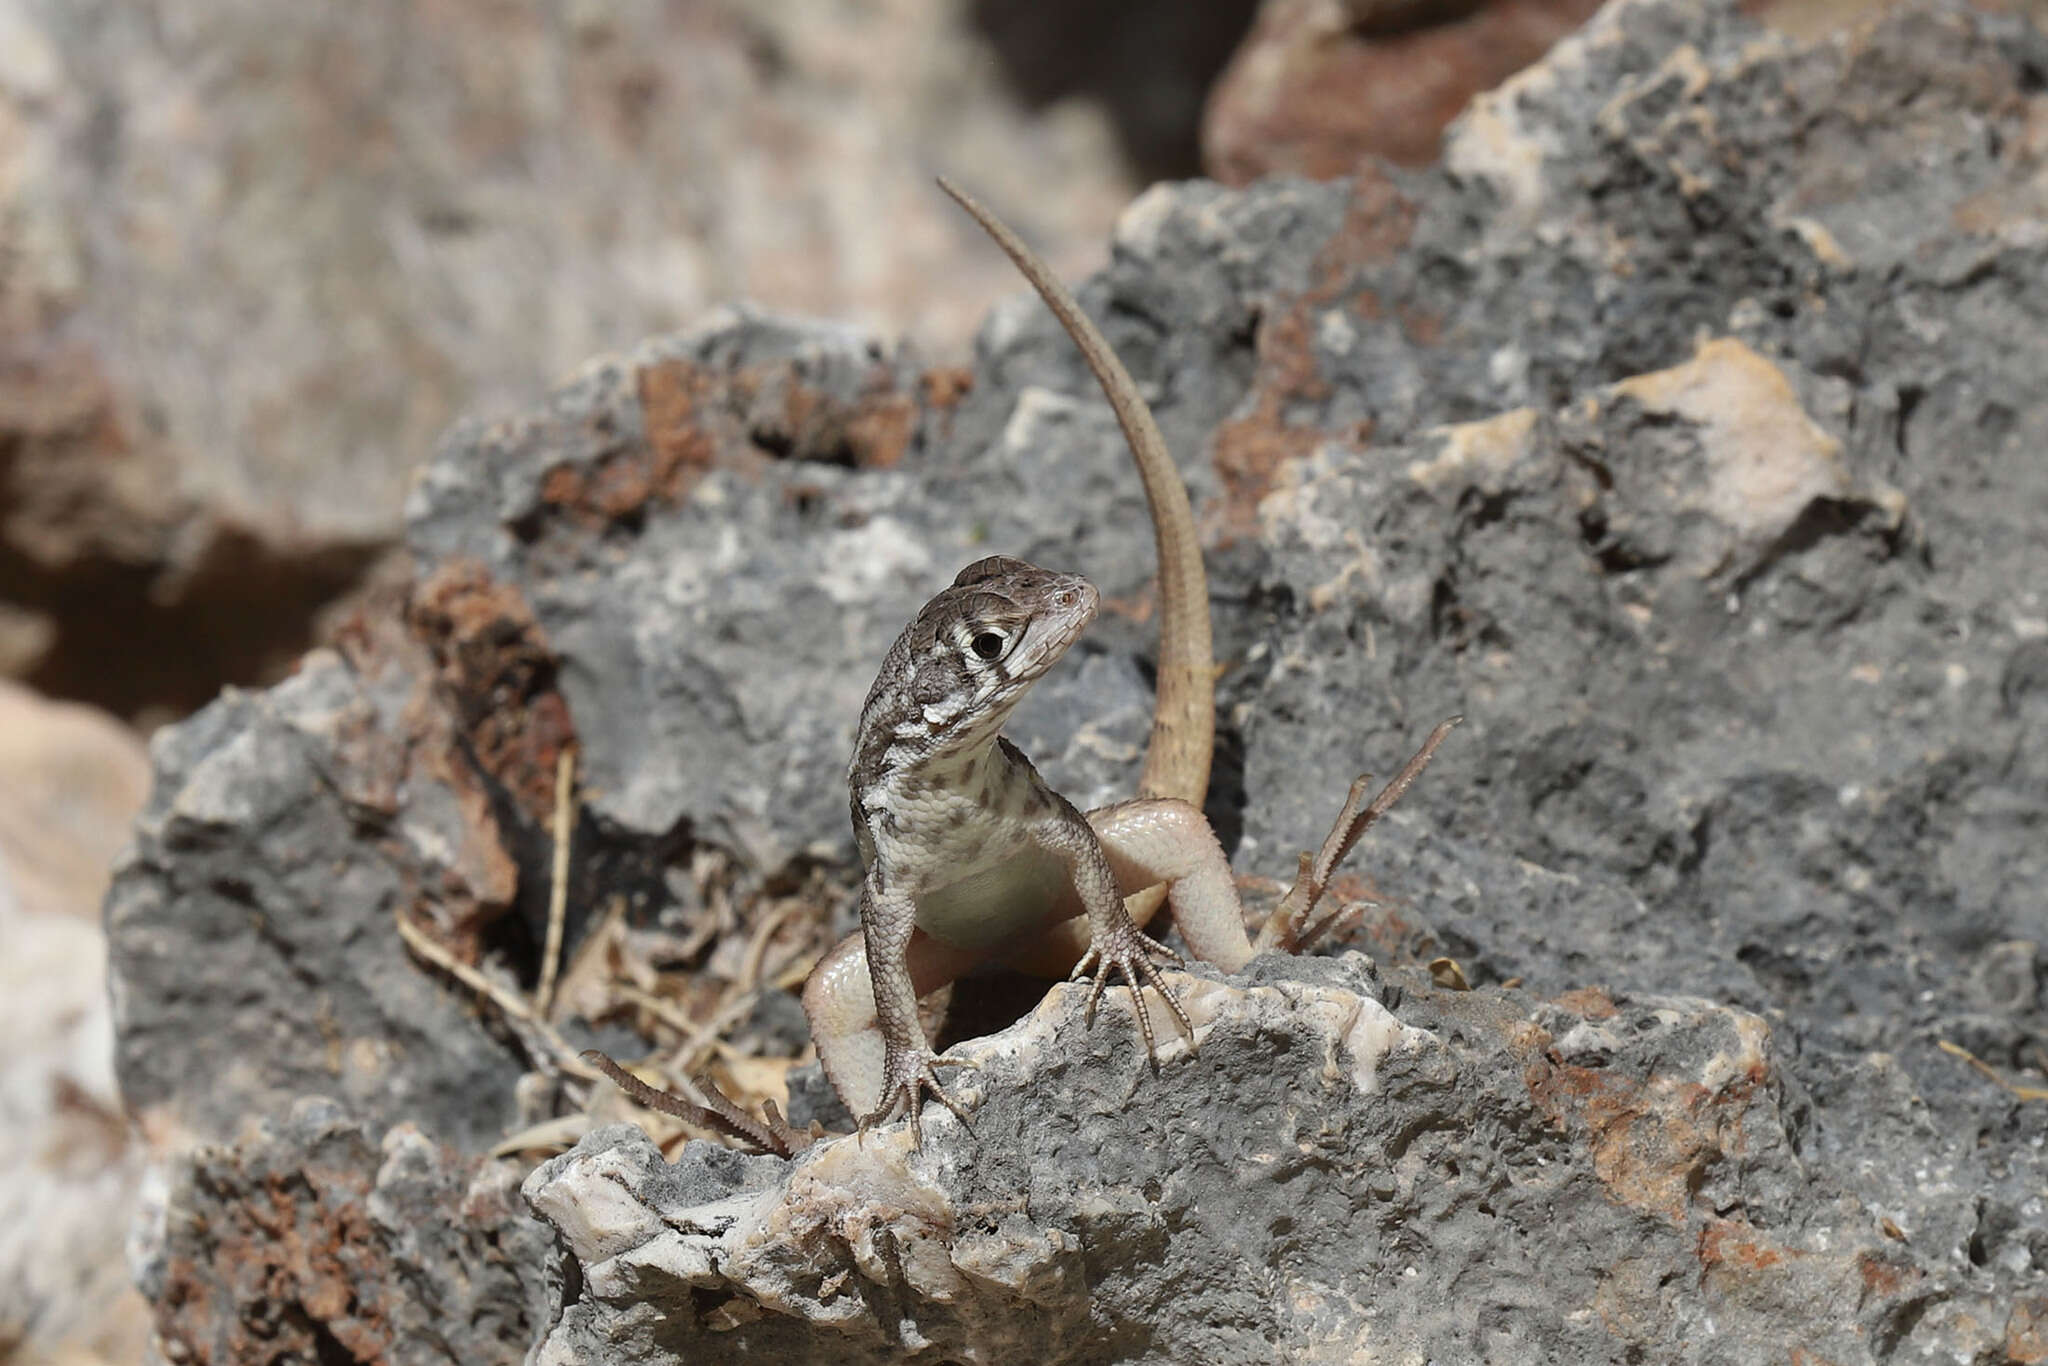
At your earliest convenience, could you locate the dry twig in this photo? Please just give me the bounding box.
[393,910,601,1083]
[536,745,577,1016]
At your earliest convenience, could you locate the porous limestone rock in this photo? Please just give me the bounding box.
[524,957,2021,1364]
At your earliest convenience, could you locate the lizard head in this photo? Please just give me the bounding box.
[941,555,1099,695]
[856,556,1099,769]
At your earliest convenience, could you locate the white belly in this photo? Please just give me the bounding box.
[866,747,1065,952]
[914,846,1069,951]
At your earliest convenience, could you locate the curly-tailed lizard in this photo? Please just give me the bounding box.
[586,181,1454,1151]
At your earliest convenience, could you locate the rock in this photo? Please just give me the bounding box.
[0,307,384,721]
[965,0,1262,181]
[1204,0,1606,180]
[0,681,152,1361]
[1,18,384,721]
[106,644,533,1155]
[402,311,1200,865]
[1,0,1203,722]
[0,601,55,678]
[137,1099,557,1366]
[1222,0,2048,1274]
[107,0,2048,1359]
[19,0,1145,550]
[524,957,2011,1363]
[0,679,151,922]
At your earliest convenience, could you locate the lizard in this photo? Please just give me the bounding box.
[802,553,1248,1141]
[796,178,1249,1139]
[585,180,1457,1151]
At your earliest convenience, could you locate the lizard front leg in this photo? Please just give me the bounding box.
[845,872,980,1143]
[809,798,1240,1125]
[1092,800,1253,972]
[803,923,983,1125]
[1004,797,1253,979]
[1028,793,1196,1061]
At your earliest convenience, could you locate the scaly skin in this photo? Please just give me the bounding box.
[821,556,1247,1140]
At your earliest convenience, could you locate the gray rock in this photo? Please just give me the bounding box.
[402,311,1219,860]
[137,1098,557,1365]
[524,957,2027,1364]
[107,647,530,1151]
[1219,0,2048,1314]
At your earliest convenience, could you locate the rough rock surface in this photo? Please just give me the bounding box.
[107,641,535,1154]
[1203,0,1606,179]
[1196,0,1892,184]
[109,0,2048,1360]
[0,682,152,1361]
[136,1099,557,1366]
[527,956,2035,1364]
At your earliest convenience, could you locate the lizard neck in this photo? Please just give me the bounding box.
[905,719,1019,804]
[853,691,1019,827]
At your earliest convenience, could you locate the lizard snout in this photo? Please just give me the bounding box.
[1049,578,1099,621]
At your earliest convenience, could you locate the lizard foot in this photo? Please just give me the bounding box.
[856,1046,978,1148]
[1072,926,1196,1064]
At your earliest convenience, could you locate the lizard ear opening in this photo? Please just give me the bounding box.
[954,555,1034,588]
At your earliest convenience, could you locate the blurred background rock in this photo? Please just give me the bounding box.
[0,0,1864,1358]
[0,681,150,1364]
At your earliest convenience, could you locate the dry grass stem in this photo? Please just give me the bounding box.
[1938,1039,2048,1102]
[393,909,600,1083]
[536,745,577,1015]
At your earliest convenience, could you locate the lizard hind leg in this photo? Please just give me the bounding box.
[1259,716,1463,953]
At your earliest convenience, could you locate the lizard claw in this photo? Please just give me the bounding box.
[856,1045,978,1148]
[1071,926,1195,1064]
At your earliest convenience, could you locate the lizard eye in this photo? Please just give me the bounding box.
[971,630,1006,661]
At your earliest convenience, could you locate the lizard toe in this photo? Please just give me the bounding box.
[1093,932,1198,1055]
[857,1048,977,1147]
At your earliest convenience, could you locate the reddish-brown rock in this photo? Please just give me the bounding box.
[1203,0,1607,180]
